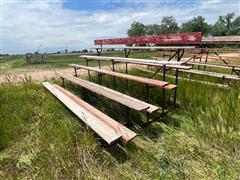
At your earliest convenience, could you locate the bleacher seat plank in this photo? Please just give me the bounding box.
[179,69,240,80]
[43,82,122,144]
[94,32,202,45]
[58,73,159,113]
[54,84,137,142]
[81,55,183,65]
[81,55,192,70]
[70,64,178,90]
[93,46,196,50]
[202,36,240,45]
[186,61,240,71]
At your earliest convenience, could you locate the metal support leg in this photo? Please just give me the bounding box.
[163,65,166,81]
[174,69,179,104]
[178,49,185,61]
[74,67,77,77]
[222,76,225,84]
[125,107,130,127]
[237,70,240,76]
[198,56,202,70]
[231,67,234,75]
[96,48,102,56]
[97,48,102,69]
[162,89,165,114]
[168,50,179,61]
[86,58,91,80]
[203,52,209,71]
[146,112,150,122]
[112,60,116,89]
[125,63,128,90]
[145,84,150,102]
[97,73,102,85]
[177,50,180,61]
[82,87,86,100]
[124,48,131,58]
[162,65,166,113]
[61,78,65,88]
[98,60,101,69]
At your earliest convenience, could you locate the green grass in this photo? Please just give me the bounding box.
[0,65,239,179]
[0,51,160,73]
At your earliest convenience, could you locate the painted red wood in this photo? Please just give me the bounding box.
[94,32,202,45]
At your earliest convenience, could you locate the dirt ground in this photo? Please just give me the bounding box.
[219,53,240,57]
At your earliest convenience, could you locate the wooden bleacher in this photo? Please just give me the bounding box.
[43,82,137,144]
[42,33,240,145]
[57,73,159,113]
[70,64,177,90]
[81,55,192,70]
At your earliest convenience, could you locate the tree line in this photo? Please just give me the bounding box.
[127,13,240,37]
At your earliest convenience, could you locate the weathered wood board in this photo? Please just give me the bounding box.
[43,82,122,144]
[70,64,178,89]
[81,55,192,70]
[58,73,159,113]
[95,32,202,45]
[55,84,137,142]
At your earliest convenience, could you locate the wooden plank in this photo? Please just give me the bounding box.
[137,68,230,89]
[163,84,178,90]
[42,82,122,144]
[178,69,240,80]
[81,55,192,70]
[186,62,240,71]
[189,54,240,61]
[54,85,137,142]
[202,36,240,45]
[82,55,184,65]
[183,54,240,64]
[94,32,202,45]
[57,73,159,113]
[70,64,176,89]
[92,46,196,50]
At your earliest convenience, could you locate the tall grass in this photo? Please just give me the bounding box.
[0,54,240,178]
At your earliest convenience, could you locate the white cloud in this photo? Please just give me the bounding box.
[1,0,239,54]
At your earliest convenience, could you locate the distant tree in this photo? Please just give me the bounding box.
[211,21,227,36]
[229,16,240,35]
[222,13,235,30]
[159,16,179,34]
[145,24,161,35]
[145,17,178,35]
[211,13,236,36]
[82,49,88,53]
[181,16,210,35]
[127,21,146,36]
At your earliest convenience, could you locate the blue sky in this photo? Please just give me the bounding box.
[1,0,239,54]
[62,0,198,11]
[63,0,126,11]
